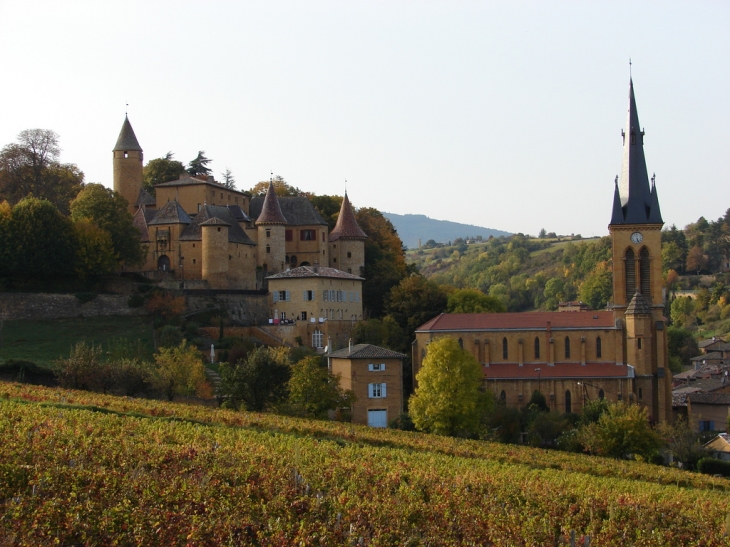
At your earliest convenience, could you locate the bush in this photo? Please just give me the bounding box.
[158,325,184,348]
[697,457,730,477]
[0,360,56,385]
[127,293,145,308]
[75,292,97,304]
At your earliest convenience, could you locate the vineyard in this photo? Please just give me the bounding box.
[1,382,729,546]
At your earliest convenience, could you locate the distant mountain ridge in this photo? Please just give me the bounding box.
[383,212,511,249]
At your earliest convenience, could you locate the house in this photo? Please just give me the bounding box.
[704,433,730,461]
[328,343,406,427]
[413,79,674,423]
[687,392,730,432]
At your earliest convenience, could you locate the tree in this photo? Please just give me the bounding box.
[578,261,613,310]
[54,342,105,391]
[142,152,186,195]
[667,326,699,371]
[145,292,187,327]
[670,297,695,328]
[151,341,209,401]
[576,402,661,460]
[386,275,447,334]
[446,288,506,313]
[657,416,704,470]
[73,219,118,279]
[543,278,566,310]
[538,228,547,239]
[409,337,489,437]
[219,346,291,411]
[309,194,343,231]
[70,183,145,266]
[352,316,408,352]
[221,168,236,190]
[287,356,354,418]
[0,129,84,214]
[187,151,212,176]
[686,246,708,275]
[661,241,684,274]
[248,175,303,197]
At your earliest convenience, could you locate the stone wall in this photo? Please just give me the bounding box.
[186,293,270,325]
[0,293,147,321]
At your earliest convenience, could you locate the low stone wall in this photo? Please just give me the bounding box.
[186,293,270,325]
[0,293,147,321]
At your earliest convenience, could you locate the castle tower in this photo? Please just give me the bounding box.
[328,192,367,276]
[609,78,671,423]
[255,180,287,274]
[113,115,144,215]
[201,217,230,289]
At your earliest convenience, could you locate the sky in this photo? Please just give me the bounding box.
[0,1,728,237]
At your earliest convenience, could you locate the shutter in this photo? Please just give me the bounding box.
[273,291,279,302]
[323,290,328,302]
[381,363,385,371]
[381,383,387,397]
[286,291,290,301]
[368,384,374,398]
[356,292,360,302]
[303,290,307,301]
[311,291,315,301]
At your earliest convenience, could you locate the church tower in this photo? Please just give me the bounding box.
[608,78,671,422]
[256,180,287,274]
[113,115,144,215]
[328,192,367,276]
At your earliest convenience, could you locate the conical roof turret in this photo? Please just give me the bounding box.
[113,115,143,152]
[626,291,652,315]
[329,192,367,241]
[610,79,662,225]
[255,180,288,225]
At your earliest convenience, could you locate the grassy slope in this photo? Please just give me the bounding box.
[1,382,729,546]
[0,316,154,367]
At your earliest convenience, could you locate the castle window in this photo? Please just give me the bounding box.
[192,259,196,264]
[638,387,643,399]
[333,258,337,263]
[348,268,352,274]
[565,390,572,414]
[347,251,352,258]
[640,247,651,300]
[625,248,636,303]
[124,151,128,158]
[312,329,323,348]
[266,245,271,254]
[322,232,325,242]
[300,230,315,241]
[266,229,271,238]
[596,336,602,358]
[564,337,571,359]
[285,230,293,241]
[220,192,223,199]
[637,338,642,350]
[534,337,540,359]
[630,132,636,145]
[502,337,508,360]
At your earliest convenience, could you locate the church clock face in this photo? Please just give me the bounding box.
[630,232,643,244]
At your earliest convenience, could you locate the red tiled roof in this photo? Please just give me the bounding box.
[417,311,616,332]
[255,181,287,224]
[329,193,367,241]
[482,362,631,380]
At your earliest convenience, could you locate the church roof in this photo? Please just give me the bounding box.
[329,193,367,241]
[134,188,156,208]
[625,291,652,315]
[483,362,633,380]
[113,115,143,152]
[416,311,615,332]
[265,265,363,281]
[610,79,663,226]
[148,200,192,225]
[328,344,406,359]
[179,205,255,245]
[255,181,288,225]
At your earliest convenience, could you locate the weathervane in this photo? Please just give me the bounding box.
[125,102,128,115]
[629,58,632,79]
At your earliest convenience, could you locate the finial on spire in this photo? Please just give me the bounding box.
[615,175,619,186]
[651,173,656,187]
[629,58,632,80]
[344,178,347,194]
[125,102,128,116]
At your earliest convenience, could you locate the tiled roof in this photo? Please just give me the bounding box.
[690,352,724,361]
[699,338,726,349]
[250,196,327,226]
[266,266,364,281]
[673,377,728,393]
[199,217,230,227]
[626,292,652,315]
[328,344,406,359]
[179,205,255,245]
[688,392,730,405]
[255,181,288,225]
[132,207,154,241]
[148,200,192,225]
[482,362,632,380]
[416,311,616,332]
[113,115,142,151]
[329,193,367,241]
[134,188,156,207]
[227,205,251,222]
[155,175,250,197]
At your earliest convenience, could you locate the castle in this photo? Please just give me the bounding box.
[413,79,673,423]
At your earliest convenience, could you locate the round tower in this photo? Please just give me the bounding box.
[113,115,144,214]
[255,181,287,274]
[201,218,230,289]
[328,192,367,276]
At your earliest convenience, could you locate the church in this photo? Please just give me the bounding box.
[413,79,673,423]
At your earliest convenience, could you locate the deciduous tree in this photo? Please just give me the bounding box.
[73,219,118,279]
[446,288,506,313]
[686,245,708,275]
[219,346,290,411]
[578,261,613,310]
[142,152,186,194]
[249,175,303,197]
[287,356,354,418]
[151,341,209,401]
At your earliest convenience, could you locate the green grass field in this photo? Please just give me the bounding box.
[0,316,154,367]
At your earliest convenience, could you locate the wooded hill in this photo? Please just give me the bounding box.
[383,212,510,250]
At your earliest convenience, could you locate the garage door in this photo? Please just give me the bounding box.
[367,409,387,428]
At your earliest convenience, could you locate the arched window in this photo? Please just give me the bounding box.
[500,390,506,403]
[596,336,602,358]
[565,390,572,414]
[502,337,508,360]
[564,337,571,359]
[458,338,463,349]
[625,248,635,303]
[290,255,297,266]
[598,389,605,400]
[640,247,651,301]
[534,337,540,359]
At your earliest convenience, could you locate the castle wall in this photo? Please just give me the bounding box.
[113,150,143,214]
[329,239,365,276]
[156,184,248,217]
[0,293,147,320]
[283,226,329,267]
[258,225,286,273]
[202,225,230,289]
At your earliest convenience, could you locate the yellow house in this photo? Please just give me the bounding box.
[328,343,406,427]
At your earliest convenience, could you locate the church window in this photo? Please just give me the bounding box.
[638,338,642,350]
[285,230,293,241]
[458,338,463,349]
[564,337,571,359]
[502,338,508,360]
[500,390,506,403]
[565,390,572,414]
[598,389,605,400]
[534,337,540,359]
[596,336,602,358]
[640,248,651,300]
[630,132,636,145]
[625,248,636,303]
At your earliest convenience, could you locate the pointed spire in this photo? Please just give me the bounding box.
[610,176,624,224]
[329,192,367,242]
[113,115,142,151]
[610,78,662,225]
[647,174,663,224]
[256,180,287,224]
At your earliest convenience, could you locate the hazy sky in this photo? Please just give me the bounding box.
[1,1,728,237]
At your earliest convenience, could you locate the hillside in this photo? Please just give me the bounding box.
[383,212,511,249]
[1,381,728,545]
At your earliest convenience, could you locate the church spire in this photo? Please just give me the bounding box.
[610,78,662,225]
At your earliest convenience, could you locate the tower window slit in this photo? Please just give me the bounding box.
[625,248,635,302]
[640,248,651,300]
